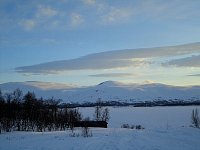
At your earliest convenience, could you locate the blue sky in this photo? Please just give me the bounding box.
[0,0,200,87]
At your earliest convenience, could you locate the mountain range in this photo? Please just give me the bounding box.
[0,81,200,103]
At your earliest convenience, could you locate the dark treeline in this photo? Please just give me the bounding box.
[0,89,81,133]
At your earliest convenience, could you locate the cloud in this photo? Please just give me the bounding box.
[138,1,171,17]
[36,5,58,18]
[188,74,200,77]
[1,0,200,33]
[19,19,36,31]
[101,7,133,24]
[82,0,96,6]
[15,57,142,74]
[137,0,200,21]
[89,73,138,78]
[15,42,200,74]
[17,4,61,31]
[81,0,200,26]
[81,0,134,25]
[163,55,200,67]
[25,81,76,90]
[70,13,84,27]
[143,80,155,84]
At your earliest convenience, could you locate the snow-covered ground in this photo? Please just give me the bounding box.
[1,127,200,150]
[1,106,200,150]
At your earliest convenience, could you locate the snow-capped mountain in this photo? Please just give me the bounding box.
[0,81,199,103]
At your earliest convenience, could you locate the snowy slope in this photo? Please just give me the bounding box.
[0,81,200,103]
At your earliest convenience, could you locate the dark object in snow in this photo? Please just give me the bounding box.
[74,121,108,128]
[121,123,145,130]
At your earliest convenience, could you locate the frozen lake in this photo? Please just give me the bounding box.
[79,106,200,129]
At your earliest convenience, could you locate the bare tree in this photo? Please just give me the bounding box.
[0,89,83,133]
[82,126,92,137]
[191,108,200,128]
[101,108,110,122]
[94,99,110,122]
[0,89,5,134]
[13,88,23,131]
[94,99,103,121]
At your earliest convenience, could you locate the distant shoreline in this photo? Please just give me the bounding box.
[59,100,200,108]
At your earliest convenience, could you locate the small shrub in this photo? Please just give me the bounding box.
[130,125,135,129]
[69,130,80,137]
[69,132,80,137]
[135,125,141,130]
[121,124,144,130]
[82,126,92,137]
[121,124,130,128]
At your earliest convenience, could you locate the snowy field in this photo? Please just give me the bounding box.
[1,106,200,150]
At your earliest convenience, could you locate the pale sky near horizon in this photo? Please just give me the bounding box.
[0,0,200,87]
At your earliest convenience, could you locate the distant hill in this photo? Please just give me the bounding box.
[0,81,200,104]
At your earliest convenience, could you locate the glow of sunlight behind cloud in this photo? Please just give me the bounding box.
[15,43,200,74]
